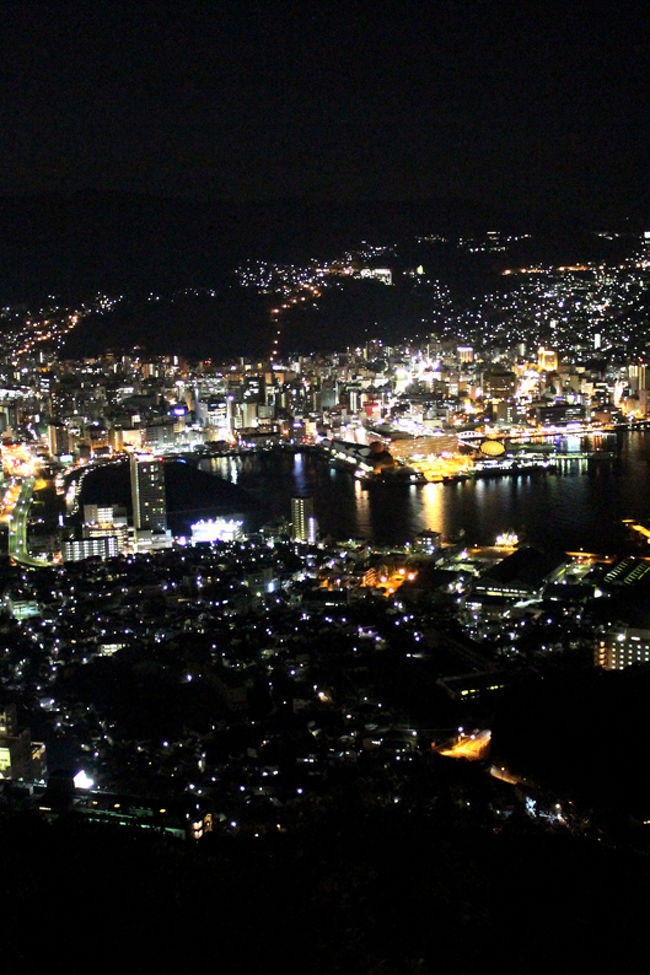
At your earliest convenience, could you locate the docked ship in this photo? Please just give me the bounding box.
[320,438,426,484]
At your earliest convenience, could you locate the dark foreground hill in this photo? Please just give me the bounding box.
[2,801,648,972]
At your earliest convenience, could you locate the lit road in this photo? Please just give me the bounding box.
[269,283,322,362]
[489,764,519,785]
[7,477,47,567]
[0,479,23,522]
[438,729,491,760]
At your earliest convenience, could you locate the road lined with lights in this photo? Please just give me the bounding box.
[437,729,492,760]
[7,477,48,567]
[269,282,322,363]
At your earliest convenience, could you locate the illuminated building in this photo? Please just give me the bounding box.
[538,347,559,372]
[628,364,648,394]
[596,625,650,670]
[4,596,40,620]
[359,267,392,285]
[319,380,339,410]
[47,421,71,457]
[0,703,46,781]
[482,368,516,401]
[473,548,561,600]
[37,785,212,840]
[83,503,129,550]
[413,530,442,553]
[130,455,167,533]
[190,517,243,543]
[532,402,586,426]
[83,503,126,529]
[478,438,506,458]
[62,536,119,562]
[195,395,233,439]
[291,496,316,543]
[437,672,508,702]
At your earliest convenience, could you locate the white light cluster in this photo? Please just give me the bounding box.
[190,517,243,544]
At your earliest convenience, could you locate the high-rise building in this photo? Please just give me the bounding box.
[130,455,167,533]
[290,496,316,543]
[196,395,234,439]
[47,421,71,457]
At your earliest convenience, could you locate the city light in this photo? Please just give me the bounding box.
[190,518,244,543]
[73,770,95,790]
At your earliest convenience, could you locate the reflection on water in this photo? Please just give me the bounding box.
[211,456,239,485]
[292,453,309,496]
[204,432,650,552]
[420,483,444,536]
[353,478,371,538]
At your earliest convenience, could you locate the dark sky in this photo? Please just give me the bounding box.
[1,0,648,220]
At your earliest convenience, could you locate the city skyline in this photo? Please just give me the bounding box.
[3,3,650,963]
[2,224,650,969]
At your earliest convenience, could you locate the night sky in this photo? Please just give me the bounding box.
[1,1,648,221]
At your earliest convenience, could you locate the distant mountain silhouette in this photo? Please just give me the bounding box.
[1,189,633,301]
[63,290,272,361]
